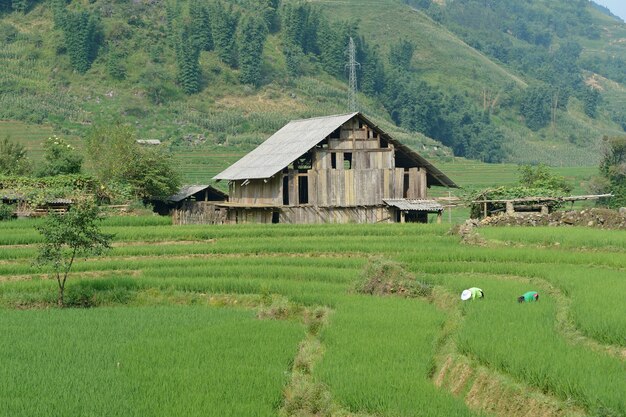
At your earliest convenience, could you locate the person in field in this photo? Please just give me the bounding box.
[461,287,484,301]
[518,291,539,303]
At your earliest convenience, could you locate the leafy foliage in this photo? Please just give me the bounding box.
[467,164,572,217]
[211,2,238,68]
[36,135,83,177]
[55,7,103,73]
[0,136,30,176]
[238,14,268,86]
[86,124,181,200]
[175,25,201,94]
[35,199,112,307]
[598,136,626,208]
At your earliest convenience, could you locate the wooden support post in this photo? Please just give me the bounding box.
[483,202,487,218]
[541,205,549,214]
[506,201,514,215]
[437,211,442,224]
[401,211,406,223]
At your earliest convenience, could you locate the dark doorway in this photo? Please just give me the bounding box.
[405,211,428,223]
[272,211,280,224]
[282,176,289,205]
[298,176,309,204]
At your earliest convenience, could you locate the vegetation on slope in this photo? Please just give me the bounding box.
[0,0,625,169]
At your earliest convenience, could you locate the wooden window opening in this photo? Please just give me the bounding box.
[298,176,309,204]
[344,152,352,169]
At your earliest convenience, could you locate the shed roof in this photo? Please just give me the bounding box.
[213,112,457,188]
[167,185,227,202]
[383,199,444,212]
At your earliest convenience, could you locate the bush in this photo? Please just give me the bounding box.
[0,204,16,221]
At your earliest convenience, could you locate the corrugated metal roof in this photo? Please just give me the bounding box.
[168,185,227,202]
[214,113,358,181]
[213,112,457,188]
[383,199,444,212]
[136,139,161,145]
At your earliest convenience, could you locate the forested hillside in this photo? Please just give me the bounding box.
[0,0,625,168]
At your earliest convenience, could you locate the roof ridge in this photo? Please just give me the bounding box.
[288,112,359,123]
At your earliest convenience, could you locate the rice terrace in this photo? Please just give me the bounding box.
[0,217,624,417]
[2,0,626,415]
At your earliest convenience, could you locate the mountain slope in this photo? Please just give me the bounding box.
[0,0,625,175]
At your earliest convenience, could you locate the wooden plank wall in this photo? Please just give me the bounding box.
[308,168,407,206]
[172,202,228,225]
[229,176,282,205]
[279,206,391,224]
[226,208,273,224]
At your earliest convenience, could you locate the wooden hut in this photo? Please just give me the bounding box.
[213,112,457,224]
[153,185,228,224]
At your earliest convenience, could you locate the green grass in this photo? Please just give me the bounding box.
[0,306,303,417]
[0,219,624,416]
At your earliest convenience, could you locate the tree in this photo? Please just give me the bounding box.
[211,2,238,68]
[518,164,572,193]
[389,39,415,72]
[520,84,552,131]
[238,14,268,86]
[61,9,103,73]
[86,124,181,200]
[36,135,83,177]
[176,25,201,94]
[599,136,626,208]
[36,199,112,307]
[188,1,213,52]
[582,87,600,118]
[0,136,31,175]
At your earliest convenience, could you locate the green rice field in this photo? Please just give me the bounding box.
[0,218,624,417]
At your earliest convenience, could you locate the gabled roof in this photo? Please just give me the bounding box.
[214,113,357,181]
[214,112,457,188]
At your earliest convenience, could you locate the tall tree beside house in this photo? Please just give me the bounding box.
[211,2,238,68]
[238,14,268,86]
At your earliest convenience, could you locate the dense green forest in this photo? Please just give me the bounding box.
[0,0,625,166]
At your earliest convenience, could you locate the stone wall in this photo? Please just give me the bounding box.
[479,208,626,229]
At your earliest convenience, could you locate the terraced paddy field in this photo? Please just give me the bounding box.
[0,217,624,417]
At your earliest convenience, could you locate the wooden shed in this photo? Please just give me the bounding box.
[213,112,457,224]
[153,185,228,223]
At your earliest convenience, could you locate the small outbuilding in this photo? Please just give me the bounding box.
[153,185,228,220]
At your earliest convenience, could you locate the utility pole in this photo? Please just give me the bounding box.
[346,37,360,112]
